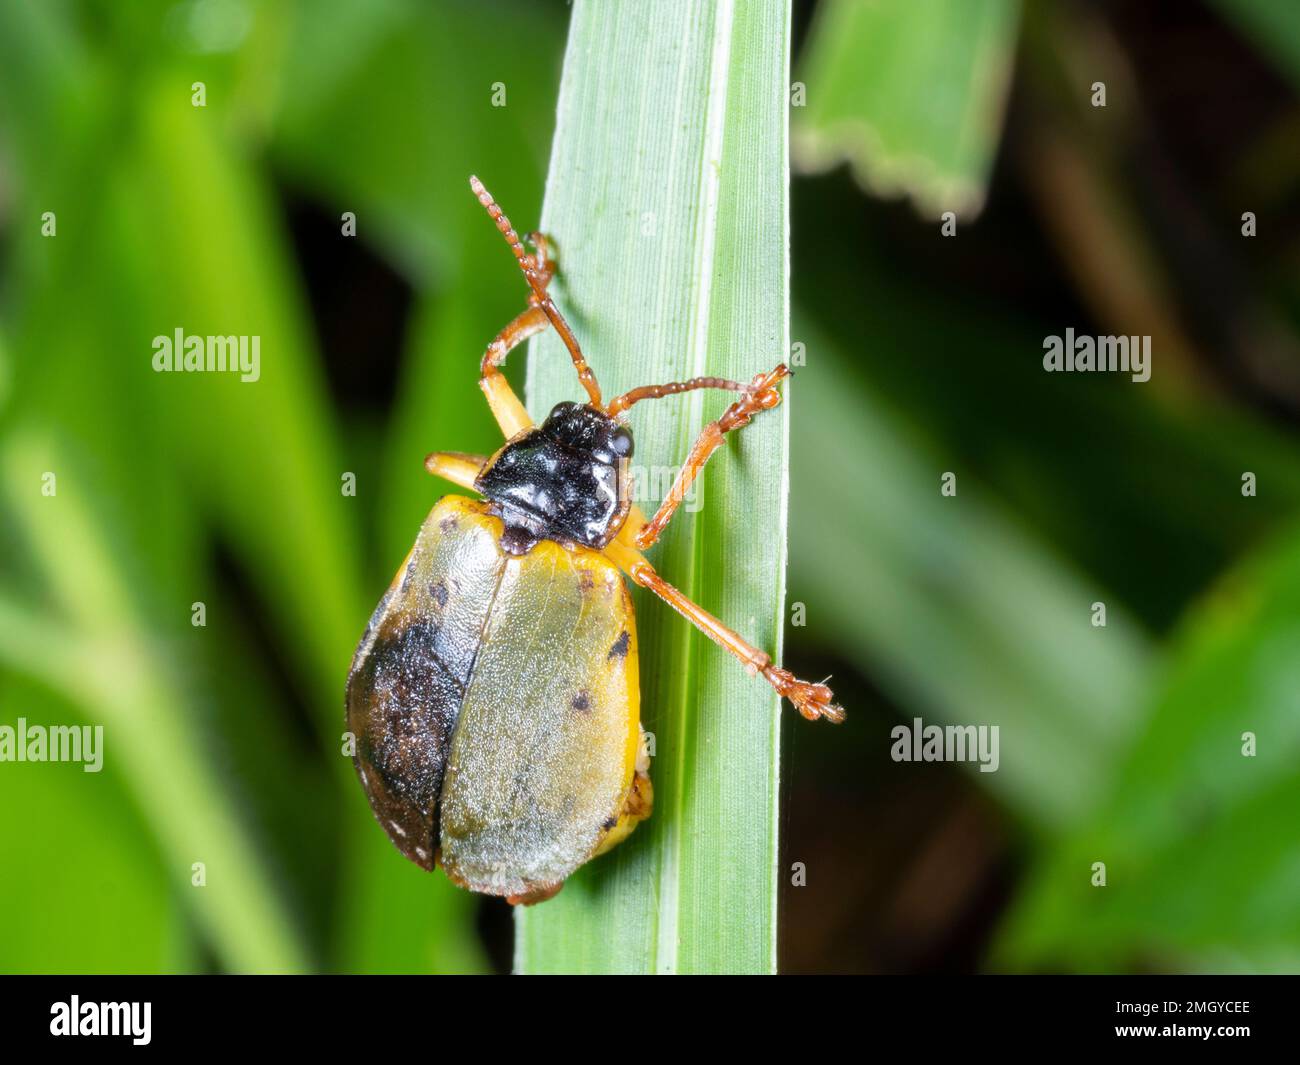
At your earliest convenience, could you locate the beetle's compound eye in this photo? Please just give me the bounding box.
[608,426,634,459]
[548,401,579,423]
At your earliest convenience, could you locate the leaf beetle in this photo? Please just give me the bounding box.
[345,177,844,905]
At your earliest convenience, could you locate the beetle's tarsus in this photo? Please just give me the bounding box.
[524,231,555,284]
[764,665,846,724]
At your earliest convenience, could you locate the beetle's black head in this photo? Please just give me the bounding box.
[475,402,634,555]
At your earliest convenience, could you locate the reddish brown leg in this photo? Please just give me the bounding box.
[479,228,554,379]
[481,305,549,377]
[507,882,564,906]
[473,230,555,438]
[607,545,843,723]
[633,364,789,550]
[470,175,603,409]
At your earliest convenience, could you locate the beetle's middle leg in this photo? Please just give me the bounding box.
[424,451,486,490]
[602,540,844,724]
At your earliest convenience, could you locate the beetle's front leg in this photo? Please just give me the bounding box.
[632,364,788,550]
[477,232,556,439]
[479,235,554,381]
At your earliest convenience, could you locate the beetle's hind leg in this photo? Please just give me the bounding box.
[602,541,844,723]
[593,729,654,858]
[506,882,564,907]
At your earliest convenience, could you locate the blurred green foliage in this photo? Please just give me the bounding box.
[794,0,1021,217]
[0,0,561,974]
[789,0,1300,971]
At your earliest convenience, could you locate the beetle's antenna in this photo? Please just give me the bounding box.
[469,175,604,410]
[606,375,749,417]
[469,174,537,278]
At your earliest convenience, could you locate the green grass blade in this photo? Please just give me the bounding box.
[514,0,792,974]
[793,0,1021,218]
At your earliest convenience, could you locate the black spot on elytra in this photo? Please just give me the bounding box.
[439,515,459,533]
[571,690,591,713]
[608,630,630,660]
[601,817,617,831]
[431,580,448,608]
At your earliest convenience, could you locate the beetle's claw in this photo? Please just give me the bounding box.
[745,364,789,411]
[720,364,790,433]
[523,231,555,283]
[764,666,846,724]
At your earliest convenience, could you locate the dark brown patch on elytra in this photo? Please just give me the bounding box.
[431,580,448,608]
[439,514,459,533]
[579,569,595,593]
[571,690,591,713]
[607,630,630,660]
[345,618,467,869]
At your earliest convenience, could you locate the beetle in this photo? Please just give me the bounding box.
[345,176,844,905]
